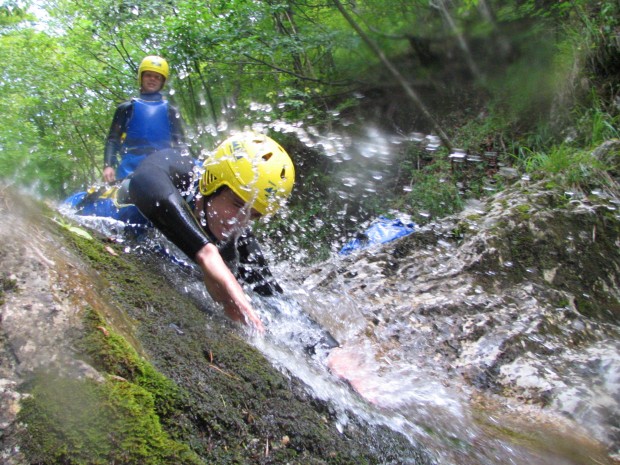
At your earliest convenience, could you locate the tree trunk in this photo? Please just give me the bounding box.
[331,0,452,150]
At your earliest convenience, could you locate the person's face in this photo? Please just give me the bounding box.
[140,71,165,93]
[203,188,261,241]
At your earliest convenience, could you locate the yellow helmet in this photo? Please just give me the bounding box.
[138,55,169,85]
[200,132,295,216]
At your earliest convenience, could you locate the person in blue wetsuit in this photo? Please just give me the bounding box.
[103,55,187,183]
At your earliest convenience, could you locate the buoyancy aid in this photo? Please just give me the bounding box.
[122,97,172,155]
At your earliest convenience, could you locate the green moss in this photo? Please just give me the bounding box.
[78,308,183,419]
[514,204,532,221]
[451,222,468,239]
[58,226,205,325]
[45,209,428,464]
[514,204,531,214]
[18,374,203,465]
[574,296,598,320]
[16,306,204,465]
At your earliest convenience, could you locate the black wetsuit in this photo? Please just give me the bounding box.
[124,149,282,297]
[123,148,339,353]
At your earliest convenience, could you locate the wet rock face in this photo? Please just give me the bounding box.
[3,180,619,463]
[0,189,424,465]
[0,193,106,465]
[592,140,620,180]
[302,181,620,455]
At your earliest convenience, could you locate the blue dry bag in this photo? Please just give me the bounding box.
[339,216,415,255]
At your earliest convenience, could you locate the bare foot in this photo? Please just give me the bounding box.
[326,346,380,404]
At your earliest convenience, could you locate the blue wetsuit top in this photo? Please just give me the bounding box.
[123,98,172,154]
[103,92,186,170]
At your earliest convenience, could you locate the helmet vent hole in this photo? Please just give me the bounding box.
[280,168,286,179]
[206,171,217,184]
[262,152,273,161]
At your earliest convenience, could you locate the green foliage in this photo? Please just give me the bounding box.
[0,2,31,27]
[452,114,513,154]
[401,158,464,223]
[0,0,619,257]
[514,72,619,191]
[520,143,611,189]
[574,93,620,146]
[0,24,109,197]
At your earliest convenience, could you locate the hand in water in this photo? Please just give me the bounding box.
[223,300,265,334]
[197,243,265,334]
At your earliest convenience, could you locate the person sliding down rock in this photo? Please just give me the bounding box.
[119,131,366,391]
[117,132,287,330]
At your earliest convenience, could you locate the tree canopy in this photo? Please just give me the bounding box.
[1,0,618,218]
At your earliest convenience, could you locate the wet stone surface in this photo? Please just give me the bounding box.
[0,189,429,465]
[299,180,620,462]
[2,178,620,464]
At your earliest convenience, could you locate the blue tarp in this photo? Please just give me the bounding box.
[339,216,415,255]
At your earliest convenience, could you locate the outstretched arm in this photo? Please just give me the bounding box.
[196,243,264,331]
[127,149,264,332]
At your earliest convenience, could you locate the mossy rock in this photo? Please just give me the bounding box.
[18,373,203,465]
[11,198,428,465]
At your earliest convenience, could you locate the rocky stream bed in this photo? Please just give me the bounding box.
[1,169,619,464]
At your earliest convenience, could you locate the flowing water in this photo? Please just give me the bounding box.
[59,119,618,465]
[248,276,613,465]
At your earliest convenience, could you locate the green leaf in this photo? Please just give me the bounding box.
[50,217,94,240]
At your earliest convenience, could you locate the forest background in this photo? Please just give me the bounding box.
[1,0,619,261]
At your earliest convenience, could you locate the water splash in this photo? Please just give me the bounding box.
[56,112,618,464]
